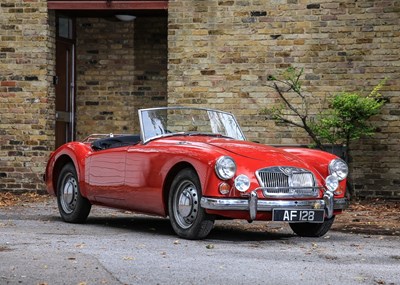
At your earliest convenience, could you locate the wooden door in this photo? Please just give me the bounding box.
[55,15,75,149]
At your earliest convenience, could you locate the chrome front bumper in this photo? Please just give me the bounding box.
[200,190,348,221]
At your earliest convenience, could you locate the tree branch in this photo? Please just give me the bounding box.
[273,82,305,120]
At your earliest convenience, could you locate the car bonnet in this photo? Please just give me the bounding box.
[204,139,321,173]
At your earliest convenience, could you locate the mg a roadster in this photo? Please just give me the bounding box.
[45,107,349,239]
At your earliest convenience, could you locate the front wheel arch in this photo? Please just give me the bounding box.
[162,162,197,215]
[52,155,75,195]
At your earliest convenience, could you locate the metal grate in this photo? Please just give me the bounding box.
[256,167,319,198]
[258,171,289,188]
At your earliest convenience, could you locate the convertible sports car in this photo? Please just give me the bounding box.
[45,107,349,239]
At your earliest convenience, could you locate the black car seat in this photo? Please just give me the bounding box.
[91,135,141,151]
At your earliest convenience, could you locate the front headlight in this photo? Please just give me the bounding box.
[215,156,236,180]
[329,158,348,181]
[234,174,250,192]
[326,175,339,192]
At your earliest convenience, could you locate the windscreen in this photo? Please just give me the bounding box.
[139,107,245,143]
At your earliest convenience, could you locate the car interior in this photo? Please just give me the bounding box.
[91,135,141,151]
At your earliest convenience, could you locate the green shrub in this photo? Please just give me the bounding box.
[312,79,387,158]
[262,67,387,159]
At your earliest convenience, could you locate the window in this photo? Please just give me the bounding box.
[58,16,73,39]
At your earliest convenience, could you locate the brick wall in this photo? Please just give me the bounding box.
[0,1,55,193]
[76,17,167,138]
[133,17,168,124]
[168,0,400,198]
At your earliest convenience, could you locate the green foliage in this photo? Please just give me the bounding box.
[263,67,387,155]
[312,78,387,146]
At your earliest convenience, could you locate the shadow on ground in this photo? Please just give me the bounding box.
[1,193,399,237]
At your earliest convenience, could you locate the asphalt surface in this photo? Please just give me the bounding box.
[1,200,399,285]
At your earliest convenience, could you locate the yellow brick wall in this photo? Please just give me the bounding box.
[0,1,55,192]
[75,17,168,139]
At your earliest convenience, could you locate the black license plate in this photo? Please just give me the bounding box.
[273,209,324,223]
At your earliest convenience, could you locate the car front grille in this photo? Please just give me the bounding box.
[255,166,319,198]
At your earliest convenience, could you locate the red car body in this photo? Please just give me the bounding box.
[45,107,348,239]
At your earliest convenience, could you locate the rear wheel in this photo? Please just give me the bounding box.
[168,169,214,239]
[57,163,91,223]
[289,216,335,237]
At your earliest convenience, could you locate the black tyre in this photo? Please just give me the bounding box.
[289,216,335,237]
[168,169,214,239]
[57,163,91,223]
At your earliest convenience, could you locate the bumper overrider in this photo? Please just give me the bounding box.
[200,189,348,221]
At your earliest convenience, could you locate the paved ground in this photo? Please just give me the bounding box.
[0,197,399,285]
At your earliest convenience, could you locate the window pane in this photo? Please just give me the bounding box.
[58,17,72,39]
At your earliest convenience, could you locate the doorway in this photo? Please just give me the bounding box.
[55,15,75,148]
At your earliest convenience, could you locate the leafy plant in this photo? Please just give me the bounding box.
[312,79,387,159]
[262,67,387,160]
[262,68,387,199]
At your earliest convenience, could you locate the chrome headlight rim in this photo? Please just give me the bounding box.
[215,156,236,180]
[328,158,348,181]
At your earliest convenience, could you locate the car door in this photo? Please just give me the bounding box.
[123,144,166,216]
[86,147,127,207]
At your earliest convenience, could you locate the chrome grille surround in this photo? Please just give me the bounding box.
[255,166,320,198]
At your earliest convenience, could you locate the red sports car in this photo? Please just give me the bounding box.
[45,107,349,239]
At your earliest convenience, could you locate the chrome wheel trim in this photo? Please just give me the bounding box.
[60,174,78,214]
[173,180,199,229]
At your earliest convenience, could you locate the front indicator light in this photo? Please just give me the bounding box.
[326,175,339,192]
[234,174,250,192]
[218,182,231,195]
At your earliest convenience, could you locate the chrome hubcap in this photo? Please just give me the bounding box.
[60,174,78,214]
[174,180,199,229]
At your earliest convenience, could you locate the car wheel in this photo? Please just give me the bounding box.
[289,216,335,237]
[57,163,91,223]
[168,168,214,239]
